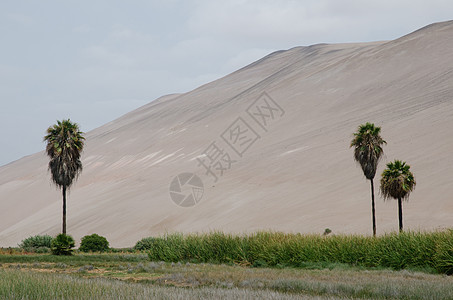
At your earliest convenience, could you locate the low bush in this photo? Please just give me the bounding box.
[33,247,51,254]
[145,230,453,274]
[51,234,75,256]
[79,234,109,253]
[19,235,52,253]
[134,237,159,251]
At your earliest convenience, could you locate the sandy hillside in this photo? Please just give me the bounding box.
[1,21,453,247]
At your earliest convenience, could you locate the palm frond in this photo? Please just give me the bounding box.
[380,160,416,201]
[44,119,85,189]
[350,122,386,180]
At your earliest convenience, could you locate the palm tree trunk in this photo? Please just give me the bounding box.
[370,179,376,236]
[62,185,67,234]
[398,197,403,232]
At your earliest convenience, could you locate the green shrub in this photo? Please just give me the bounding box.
[34,247,51,254]
[19,235,52,252]
[79,234,109,253]
[134,237,159,251]
[51,234,75,256]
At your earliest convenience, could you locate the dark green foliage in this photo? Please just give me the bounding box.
[79,234,109,253]
[34,247,51,254]
[19,235,52,252]
[146,231,453,274]
[134,237,159,251]
[44,119,85,189]
[51,234,75,256]
[380,160,416,201]
[350,122,386,180]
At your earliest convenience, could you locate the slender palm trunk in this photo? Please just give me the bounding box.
[398,197,403,232]
[62,185,67,234]
[370,179,376,236]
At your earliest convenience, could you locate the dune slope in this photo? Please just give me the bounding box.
[1,21,453,247]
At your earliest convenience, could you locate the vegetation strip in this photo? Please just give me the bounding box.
[138,230,453,274]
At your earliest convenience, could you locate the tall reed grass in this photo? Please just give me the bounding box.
[144,230,453,274]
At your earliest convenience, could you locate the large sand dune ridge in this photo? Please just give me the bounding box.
[1,21,453,247]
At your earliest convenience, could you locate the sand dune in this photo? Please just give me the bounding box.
[1,21,453,247]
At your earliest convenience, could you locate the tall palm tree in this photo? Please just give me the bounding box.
[380,160,416,232]
[350,122,386,236]
[44,119,85,234]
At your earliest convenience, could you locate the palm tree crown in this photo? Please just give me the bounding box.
[44,119,85,189]
[350,122,386,180]
[380,160,416,201]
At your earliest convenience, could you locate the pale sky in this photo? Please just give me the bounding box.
[1,0,452,166]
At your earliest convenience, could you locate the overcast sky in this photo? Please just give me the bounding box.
[1,0,452,166]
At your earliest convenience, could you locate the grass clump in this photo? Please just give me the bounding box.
[19,235,52,253]
[148,232,247,264]
[433,230,453,275]
[145,230,453,274]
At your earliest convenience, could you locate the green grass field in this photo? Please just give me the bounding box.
[1,230,452,299]
[1,255,452,299]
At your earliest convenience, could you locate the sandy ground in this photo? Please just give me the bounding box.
[1,21,453,247]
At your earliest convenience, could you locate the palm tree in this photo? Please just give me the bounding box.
[44,119,85,234]
[350,122,386,236]
[380,160,416,232]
